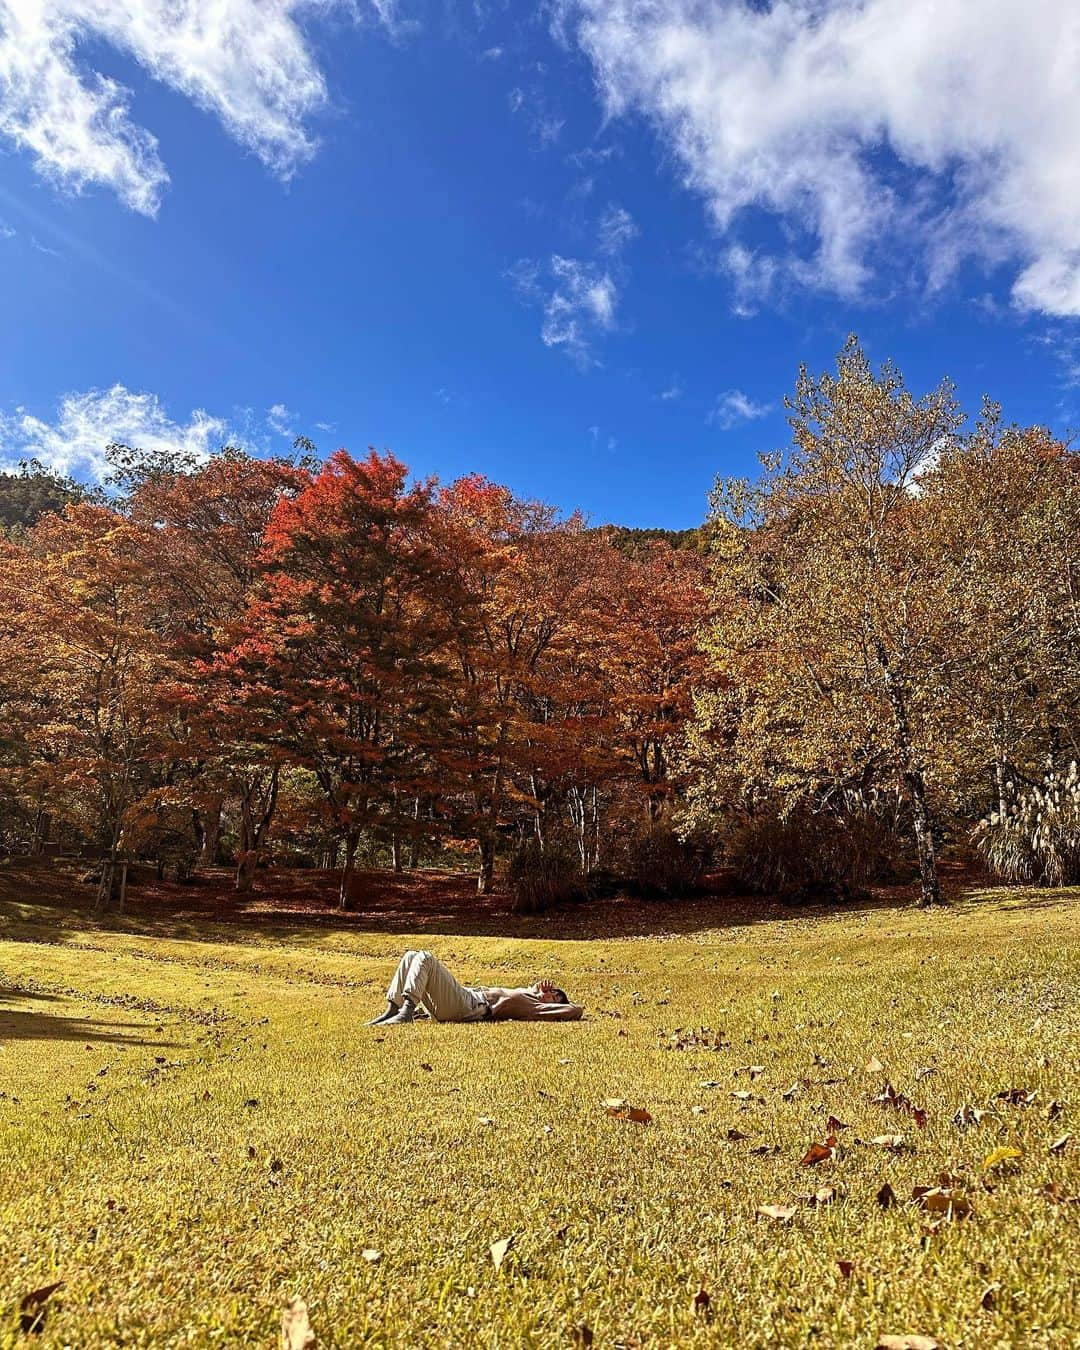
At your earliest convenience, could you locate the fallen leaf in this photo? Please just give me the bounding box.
[995,1087,1037,1107]
[865,1057,885,1074]
[800,1136,837,1167]
[269,1158,284,1174]
[807,1185,837,1206]
[19,1282,63,1336]
[981,1146,1022,1171]
[690,1105,707,1116]
[869,1134,907,1151]
[756,1203,797,1222]
[912,1186,971,1219]
[953,1104,989,1128]
[281,1295,316,1350]
[571,1323,594,1347]
[477,1117,496,1127]
[727,1128,750,1142]
[915,1066,937,1081]
[246,1145,257,1160]
[601,1098,627,1111]
[1045,1099,1063,1121]
[749,1143,780,1156]
[837,1259,855,1278]
[419,1063,434,1073]
[1040,1181,1079,1204]
[693,1288,711,1318]
[490,1236,514,1272]
[825,1115,849,1133]
[731,1090,754,1102]
[876,1181,896,1208]
[1049,1133,1071,1154]
[876,1336,939,1350]
[782,1082,802,1101]
[606,1103,652,1124]
[699,1081,724,1090]
[361,1248,382,1264]
[980,1283,999,1311]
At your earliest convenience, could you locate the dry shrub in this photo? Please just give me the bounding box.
[728,802,903,902]
[621,821,708,898]
[507,838,582,914]
[973,761,1080,886]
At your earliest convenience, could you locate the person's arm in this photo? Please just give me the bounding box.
[488,991,584,1021]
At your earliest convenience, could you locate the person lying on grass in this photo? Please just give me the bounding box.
[368,949,584,1025]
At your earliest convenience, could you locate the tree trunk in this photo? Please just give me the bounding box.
[408,797,421,868]
[339,830,359,911]
[235,851,258,892]
[874,640,941,907]
[391,836,402,873]
[477,836,495,894]
[31,808,51,856]
[195,798,223,865]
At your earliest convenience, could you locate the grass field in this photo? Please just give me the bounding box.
[1,862,1078,1348]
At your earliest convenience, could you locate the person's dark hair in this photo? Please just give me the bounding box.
[552,987,569,1004]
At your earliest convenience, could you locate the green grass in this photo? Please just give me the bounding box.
[1,874,1078,1348]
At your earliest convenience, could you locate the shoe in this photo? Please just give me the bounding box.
[382,1003,417,1025]
[365,1002,399,1026]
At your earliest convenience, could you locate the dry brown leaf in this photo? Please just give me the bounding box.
[876,1336,939,1350]
[693,1288,711,1318]
[691,1105,707,1115]
[800,1136,837,1167]
[782,1082,802,1101]
[281,1296,316,1350]
[571,1323,594,1347]
[1040,1181,1079,1204]
[837,1259,855,1278]
[915,1066,937,1081]
[912,1186,971,1219]
[756,1203,797,1222]
[876,1181,897,1208]
[807,1185,837,1206]
[1049,1133,1071,1154]
[980,1283,1000,1311]
[996,1087,1037,1106]
[727,1128,751,1142]
[606,1103,652,1124]
[953,1104,990,1128]
[865,1057,886,1074]
[1045,1099,1063,1121]
[490,1236,514,1272]
[825,1114,849,1133]
[19,1282,63,1336]
[361,1249,382,1264]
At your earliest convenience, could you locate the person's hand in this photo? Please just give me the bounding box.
[535,978,555,997]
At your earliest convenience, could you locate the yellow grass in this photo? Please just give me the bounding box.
[1,871,1078,1347]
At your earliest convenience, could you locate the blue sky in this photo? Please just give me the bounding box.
[1,1,1078,528]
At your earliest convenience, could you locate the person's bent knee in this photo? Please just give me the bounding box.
[416,949,433,964]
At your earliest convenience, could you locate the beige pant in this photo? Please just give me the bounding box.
[386,950,489,1022]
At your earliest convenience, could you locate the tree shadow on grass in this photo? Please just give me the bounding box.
[0,986,177,1048]
[2,856,1076,951]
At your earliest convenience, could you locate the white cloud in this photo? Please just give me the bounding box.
[658,376,683,401]
[597,203,637,255]
[509,203,634,367]
[510,254,619,368]
[0,2,392,216]
[0,385,228,481]
[708,389,771,431]
[480,46,504,61]
[0,220,15,238]
[560,0,1080,316]
[266,402,295,437]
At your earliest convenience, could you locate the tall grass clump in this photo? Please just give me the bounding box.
[974,760,1080,886]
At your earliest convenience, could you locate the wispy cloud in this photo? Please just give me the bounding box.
[266,402,295,437]
[658,376,684,402]
[707,389,771,431]
[0,2,395,217]
[509,204,636,368]
[560,0,1080,317]
[0,220,14,239]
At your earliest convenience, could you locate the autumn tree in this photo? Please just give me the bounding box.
[693,338,965,906]
[11,505,179,907]
[223,450,454,907]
